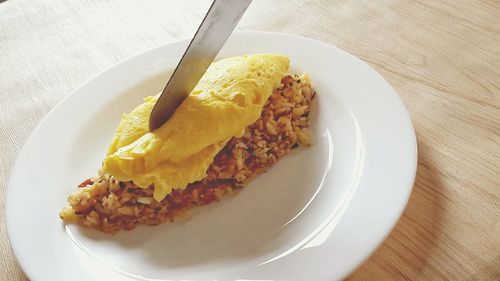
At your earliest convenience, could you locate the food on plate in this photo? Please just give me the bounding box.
[59,54,316,233]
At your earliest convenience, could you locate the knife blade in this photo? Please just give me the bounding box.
[149,0,253,131]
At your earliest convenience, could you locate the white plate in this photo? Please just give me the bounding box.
[6,32,417,281]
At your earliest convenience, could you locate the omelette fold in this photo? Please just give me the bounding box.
[104,54,289,201]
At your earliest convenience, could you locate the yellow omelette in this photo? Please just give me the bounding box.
[103,54,289,201]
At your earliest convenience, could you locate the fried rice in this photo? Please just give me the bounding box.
[59,75,316,233]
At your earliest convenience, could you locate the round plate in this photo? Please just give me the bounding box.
[6,32,417,281]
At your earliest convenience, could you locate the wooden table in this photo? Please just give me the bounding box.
[1,0,498,280]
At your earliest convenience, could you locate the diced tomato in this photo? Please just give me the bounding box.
[78,178,93,187]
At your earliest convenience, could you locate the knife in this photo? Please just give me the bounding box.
[149,0,253,131]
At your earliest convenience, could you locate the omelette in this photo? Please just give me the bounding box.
[60,54,316,233]
[104,54,289,201]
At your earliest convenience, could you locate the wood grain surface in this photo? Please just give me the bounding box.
[1,0,498,280]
